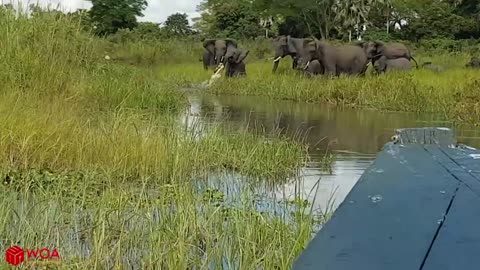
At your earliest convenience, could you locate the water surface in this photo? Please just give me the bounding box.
[181,92,480,212]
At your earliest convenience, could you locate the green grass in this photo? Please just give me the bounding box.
[158,58,480,124]
[0,170,318,269]
[7,6,480,269]
[0,8,327,269]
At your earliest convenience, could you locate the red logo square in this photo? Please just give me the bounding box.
[6,246,25,266]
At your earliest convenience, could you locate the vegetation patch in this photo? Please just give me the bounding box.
[0,8,327,270]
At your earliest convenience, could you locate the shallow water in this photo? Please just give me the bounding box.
[180,92,480,213]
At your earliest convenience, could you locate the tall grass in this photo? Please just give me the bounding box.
[0,8,323,269]
[158,60,480,124]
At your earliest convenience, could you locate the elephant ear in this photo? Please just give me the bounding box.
[203,39,215,49]
[303,38,317,54]
[225,39,237,48]
[374,41,385,53]
[286,35,297,54]
[235,49,249,64]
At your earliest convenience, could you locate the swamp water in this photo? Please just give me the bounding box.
[180,92,480,214]
[3,92,480,269]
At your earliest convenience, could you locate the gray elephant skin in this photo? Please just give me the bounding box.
[304,60,323,76]
[374,55,412,73]
[203,39,238,69]
[272,35,310,73]
[360,41,418,67]
[303,39,369,76]
[202,50,216,70]
[224,47,249,77]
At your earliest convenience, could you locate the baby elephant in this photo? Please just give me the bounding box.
[225,48,249,77]
[303,60,324,76]
[374,55,412,74]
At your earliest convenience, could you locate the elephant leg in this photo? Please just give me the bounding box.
[224,63,232,77]
[320,59,336,77]
[203,55,208,70]
[292,57,298,70]
[238,63,247,77]
[325,67,336,77]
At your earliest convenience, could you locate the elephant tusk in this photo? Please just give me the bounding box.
[273,56,282,62]
[304,61,310,71]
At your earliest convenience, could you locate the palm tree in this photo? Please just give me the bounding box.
[333,0,391,41]
[333,0,370,41]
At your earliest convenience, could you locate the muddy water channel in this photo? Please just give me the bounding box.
[181,92,480,214]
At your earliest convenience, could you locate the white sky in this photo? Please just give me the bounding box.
[4,0,202,24]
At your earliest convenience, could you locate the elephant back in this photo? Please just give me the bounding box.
[383,43,412,59]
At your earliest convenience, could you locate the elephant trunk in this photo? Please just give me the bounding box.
[214,54,225,66]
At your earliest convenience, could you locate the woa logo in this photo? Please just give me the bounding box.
[5,246,60,266]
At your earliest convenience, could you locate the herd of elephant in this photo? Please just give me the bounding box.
[202,36,480,77]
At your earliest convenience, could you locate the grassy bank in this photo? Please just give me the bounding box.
[0,9,324,269]
[158,59,480,124]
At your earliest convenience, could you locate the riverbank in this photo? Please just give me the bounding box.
[159,60,480,124]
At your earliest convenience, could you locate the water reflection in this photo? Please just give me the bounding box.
[180,92,480,213]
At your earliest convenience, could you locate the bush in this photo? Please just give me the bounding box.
[418,38,480,55]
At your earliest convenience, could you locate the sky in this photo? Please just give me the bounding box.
[4,0,202,24]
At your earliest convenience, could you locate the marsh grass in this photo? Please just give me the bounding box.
[0,8,324,270]
[0,174,319,269]
[159,59,480,123]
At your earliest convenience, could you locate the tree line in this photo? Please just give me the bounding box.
[195,0,480,42]
[4,0,479,43]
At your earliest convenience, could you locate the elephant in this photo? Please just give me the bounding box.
[421,61,445,72]
[373,55,412,74]
[303,60,324,76]
[202,39,238,67]
[359,41,419,68]
[303,39,369,76]
[202,51,216,70]
[224,47,249,77]
[466,57,480,68]
[272,35,310,73]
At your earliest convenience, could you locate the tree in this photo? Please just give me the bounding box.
[452,0,480,38]
[194,0,263,39]
[163,13,192,37]
[365,0,393,36]
[255,0,337,39]
[134,22,164,39]
[333,0,370,41]
[277,16,310,37]
[397,0,477,41]
[88,0,147,35]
